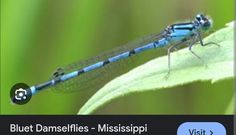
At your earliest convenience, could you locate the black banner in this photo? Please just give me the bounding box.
[0,115,234,135]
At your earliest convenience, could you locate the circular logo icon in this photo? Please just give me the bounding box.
[10,83,32,105]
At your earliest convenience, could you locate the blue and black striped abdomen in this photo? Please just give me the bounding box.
[51,33,165,93]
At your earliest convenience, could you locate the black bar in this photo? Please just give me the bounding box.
[0,115,234,135]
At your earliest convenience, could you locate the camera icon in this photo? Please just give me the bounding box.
[10,83,32,105]
[15,88,27,101]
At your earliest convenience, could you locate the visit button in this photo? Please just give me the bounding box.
[177,122,226,135]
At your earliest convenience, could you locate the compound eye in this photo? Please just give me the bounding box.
[196,14,202,21]
[203,21,210,27]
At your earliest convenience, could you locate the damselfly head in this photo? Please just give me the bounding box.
[195,14,212,31]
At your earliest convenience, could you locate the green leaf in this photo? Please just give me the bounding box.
[78,22,234,114]
[224,95,235,114]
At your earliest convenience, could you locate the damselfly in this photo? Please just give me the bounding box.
[11,14,218,103]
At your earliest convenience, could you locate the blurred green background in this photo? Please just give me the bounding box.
[1,0,234,114]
